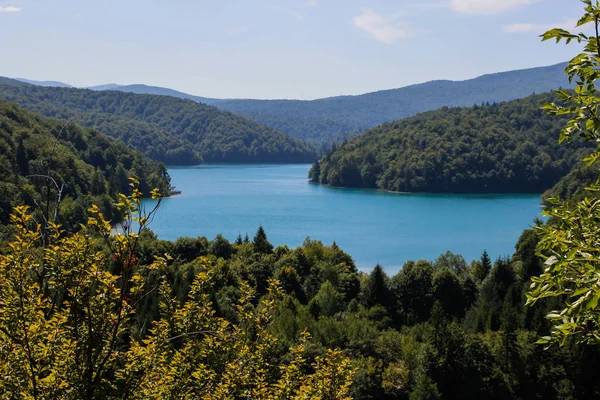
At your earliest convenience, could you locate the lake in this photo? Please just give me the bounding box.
[141,164,543,274]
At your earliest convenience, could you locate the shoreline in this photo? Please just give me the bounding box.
[312,181,543,197]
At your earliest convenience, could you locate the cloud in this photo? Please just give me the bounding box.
[504,18,577,33]
[352,9,411,44]
[230,25,249,34]
[0,6,21,13]
[300,0,318,8]
[449,0,539,15]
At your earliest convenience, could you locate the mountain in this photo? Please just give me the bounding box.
[85,62,572,146]
[0,98,171,230]
[215,63,572,145]
[14,78,73,88]
[309,92,594,194]
[0,78,317,164]
[87,83,124,90]
[94,83,218,105]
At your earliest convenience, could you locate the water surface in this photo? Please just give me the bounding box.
[142,164,542,274]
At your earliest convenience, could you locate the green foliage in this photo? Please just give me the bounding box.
[0,79,317,164]
[0,100,170,231]
[361,264,392,309]
[253,225,274,254]
[313,92,594,193]
[528,197,600,345]
[0,188,355,399]
[473,249,492,282]
[525,0,600,347]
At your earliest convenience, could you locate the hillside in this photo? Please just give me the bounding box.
[0,99,171,230]
[0,78,317,164]
[215,63,572,145]
[310,92,594,194]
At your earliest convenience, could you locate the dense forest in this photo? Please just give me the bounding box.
[0,78,317,164]
[0,99,171,232]
[309,92,595,193]
[125,225,599,399]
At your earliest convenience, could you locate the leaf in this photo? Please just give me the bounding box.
[584,292,599,310]
[545,256,559,266]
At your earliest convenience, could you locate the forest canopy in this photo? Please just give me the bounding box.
[310,92,595,194]
[0,99,171,231]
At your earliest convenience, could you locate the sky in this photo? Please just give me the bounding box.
[0,0,588,100]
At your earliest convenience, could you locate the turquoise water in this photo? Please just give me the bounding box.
[141,164,543,274]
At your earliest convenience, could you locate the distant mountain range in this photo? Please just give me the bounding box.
[15,78,74,88]
[8,62,572,146]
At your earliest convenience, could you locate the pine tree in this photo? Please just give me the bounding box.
[362,264,392,309]
[253,225,273,254]
[473,250,492,282]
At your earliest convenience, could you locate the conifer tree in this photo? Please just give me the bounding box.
[473,249,492,282]
[253,225,274,254]
[362,264,392,309]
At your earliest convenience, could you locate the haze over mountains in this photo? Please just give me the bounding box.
[9,62,571,147]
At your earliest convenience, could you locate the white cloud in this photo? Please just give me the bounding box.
[230,25,249,34]
[300,0,318,8]
[352,9,411,44]
[0,6,21,13]
[504,18,577,33]
[449,0,539,15]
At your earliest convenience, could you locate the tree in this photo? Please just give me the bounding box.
[208,233,233,259]
[361,264,392,309]
[311,281,345,317]
[253,225,274,254]
[391,260,434,324]
[526,0,600,346]
[473,250,492,282]
[432,269,465,319]
[433,251,468,277]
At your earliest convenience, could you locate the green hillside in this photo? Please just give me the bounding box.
[0,78,317,164]
[0,99,171,230]
[310,92,595,193]
[213,62,572,145]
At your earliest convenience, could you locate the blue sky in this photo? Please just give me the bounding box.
[0,0,587,99]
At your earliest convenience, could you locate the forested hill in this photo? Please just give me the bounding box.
[212,62,571,145]
[310,92,595,194]
[0,99,171,230]
[89,83,216,104]
[43,62,570,147]
[0,78,317,164]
